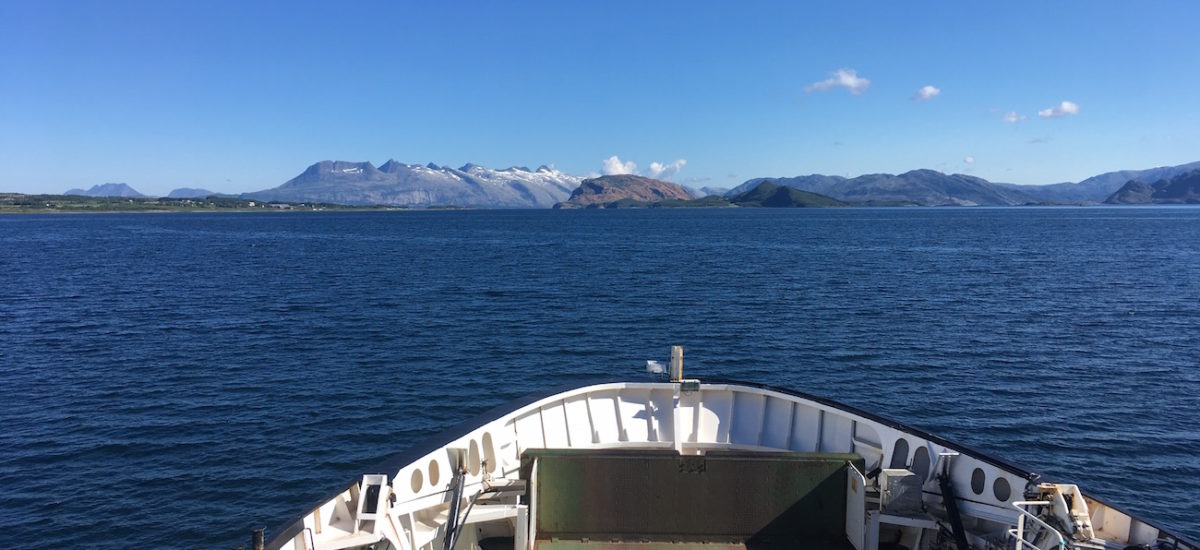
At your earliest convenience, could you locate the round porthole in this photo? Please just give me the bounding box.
[993,477,1012,501]
[410,469,423,493]
[428,459,440,486]
[970,468,986,495]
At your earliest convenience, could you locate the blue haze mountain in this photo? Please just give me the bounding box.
[998,160,1200,203]
[63,183,146,198]
[167,188,218,199]
[724,161,1200,205]
[685,186,731,198]
[1104,169,1200,204]
[726,170,1035,206]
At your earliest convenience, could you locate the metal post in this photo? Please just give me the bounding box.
[669,345,683,382]
[252,527,265,550]
[1015,512,1025,550]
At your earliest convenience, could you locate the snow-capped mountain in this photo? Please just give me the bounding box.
[243,160,582,208]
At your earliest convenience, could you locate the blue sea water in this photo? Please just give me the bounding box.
[1,207,1198,548]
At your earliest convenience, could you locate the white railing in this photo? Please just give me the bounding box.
[1007,501,1067,550]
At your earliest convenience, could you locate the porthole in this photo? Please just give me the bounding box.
[970,468,986,495]
[890,439,910,469]
[410,469,423,493]
[912,447,931,482]
[468,439,481,476]
[993,477,1012,501]
[428,459,440,486]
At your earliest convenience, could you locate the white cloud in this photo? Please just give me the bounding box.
[1038,101,1080,118]
[912,85,940,101]
[600,156,688,180]
[601,155,637,175]
[647,159,687,180]
[1003,111,1027,123]
[963,156,975,165]
[804,68,871,95]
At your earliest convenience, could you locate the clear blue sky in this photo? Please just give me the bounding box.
[2,1,1198,195]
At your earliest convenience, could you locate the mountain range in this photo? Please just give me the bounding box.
[1004,161,1200,203]
[553,176,847,209]
[64,183,225,199]
[721,162,1200,206]
[1104,169,1200,204]
[726,170,1037,206]
[57,159,1200,209]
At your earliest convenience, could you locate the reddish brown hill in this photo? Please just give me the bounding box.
[553,174,694,208]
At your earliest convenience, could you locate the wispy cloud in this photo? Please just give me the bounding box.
[1003,111,1027,123]
[1038,101,1080,118]
[601,155,637,175]
[647,159,687,180]
[804,68,870,95]
[963,156,975,165]
[1029,137,1050,144]
[912,85,940,101]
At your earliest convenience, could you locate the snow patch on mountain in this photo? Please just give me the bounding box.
[245,160,583,208]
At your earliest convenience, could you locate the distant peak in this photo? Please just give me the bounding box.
[460,163,482,172]
[426,162,441,170]
[296,160,380,181]
[168,187,216,199]
[66,182,146,198]
[900,168,943,177]
[536,165,553,173]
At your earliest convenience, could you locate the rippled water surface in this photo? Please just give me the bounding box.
[1,208,1198,547]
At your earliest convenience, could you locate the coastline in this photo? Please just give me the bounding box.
[0,193,436,214]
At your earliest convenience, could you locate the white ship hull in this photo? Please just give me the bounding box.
[263,377,1196,550]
